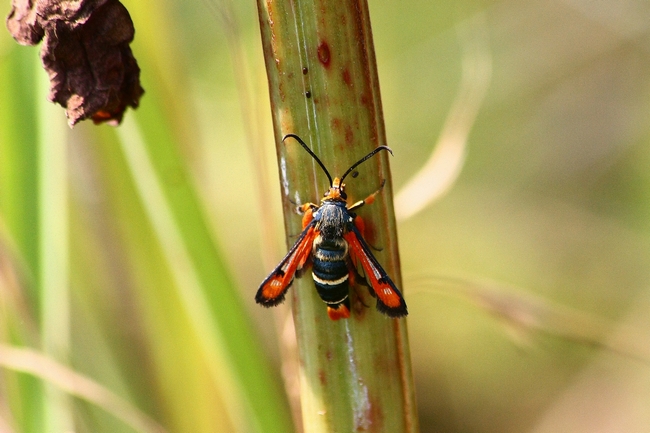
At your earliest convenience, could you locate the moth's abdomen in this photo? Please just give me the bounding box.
[311,236,349,305]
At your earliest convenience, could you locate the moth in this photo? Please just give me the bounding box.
[256,134,407,320]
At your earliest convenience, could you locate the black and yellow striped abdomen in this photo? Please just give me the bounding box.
[309,200,356,310]
[311,235,349,306]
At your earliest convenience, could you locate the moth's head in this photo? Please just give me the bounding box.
[322,177,347,202]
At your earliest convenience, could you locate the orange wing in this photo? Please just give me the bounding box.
[256,223,318,307]
[344,227,408,317]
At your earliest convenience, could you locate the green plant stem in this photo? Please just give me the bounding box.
[0,43,43,433]
[113,110,294,433]
[256,0,419,431]
[36,56,73,433]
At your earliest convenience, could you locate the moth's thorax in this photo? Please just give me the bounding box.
[314,201,353,239]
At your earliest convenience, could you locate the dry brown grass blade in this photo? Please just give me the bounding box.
[409,275,650,364]
[395,14,492,221]
[0,344,168,433]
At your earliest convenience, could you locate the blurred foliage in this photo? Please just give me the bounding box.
[1,0,649,432]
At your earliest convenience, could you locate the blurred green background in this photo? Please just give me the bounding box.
[1,0,649,432]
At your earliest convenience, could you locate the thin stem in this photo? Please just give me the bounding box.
[256,0,419,431]
[37,56,73,433]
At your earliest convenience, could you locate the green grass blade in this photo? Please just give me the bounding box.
[36,53,74,433]
[0,43,44,433]
[112,103,293,432]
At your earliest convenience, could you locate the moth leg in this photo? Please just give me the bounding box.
[347,259,370,316]
[352,215,383,252]
[297,203,318,228]
[347,258,368,288]
[347,179,386,212]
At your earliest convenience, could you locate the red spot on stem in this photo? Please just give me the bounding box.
[342,69,352,87]
[317,41,331,67]
[345,126,354,144]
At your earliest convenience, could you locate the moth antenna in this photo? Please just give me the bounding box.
[283,134,333,187]
[341,146,393,183]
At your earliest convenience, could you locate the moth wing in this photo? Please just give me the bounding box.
[344,227,408,317]
[256,222,317,307]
